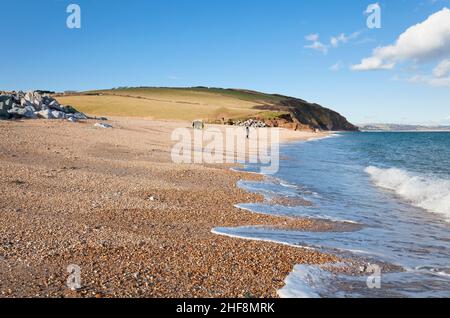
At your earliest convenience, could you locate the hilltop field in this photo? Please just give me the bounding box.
[57,87,285,122]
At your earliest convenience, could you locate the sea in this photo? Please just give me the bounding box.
[213,132,450,298]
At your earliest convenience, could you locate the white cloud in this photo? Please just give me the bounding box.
[305,34,320,42]
[352,7,450,71]
[304,34,328,54]
[331,32,361,48]
[408,74,450,88]
[405,57,450,89]
[305,41,328,54]
[305,31,361,54]
[331,33,347,48]
[352,57,395,71]
[330,61,344,71]
[330,37,339,48]
[433,59,450,77]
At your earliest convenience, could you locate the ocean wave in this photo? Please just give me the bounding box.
[365,166,450,221]
[305,133,341,142]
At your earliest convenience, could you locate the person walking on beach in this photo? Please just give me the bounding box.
[246,126,250,139]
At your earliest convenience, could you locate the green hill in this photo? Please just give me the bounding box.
[57,87,358,131]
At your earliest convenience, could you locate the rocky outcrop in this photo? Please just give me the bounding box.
[281,98,358,131]
[253,97,358,131]
[0,91,87,121]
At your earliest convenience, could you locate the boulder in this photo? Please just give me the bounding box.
[0,96,13,119]
[32,92,43,107]
[48,100,62,111]
[72,112,87,120]
[35,109,54,119]
[51,110,66,119]
[42,96,53,106]
[0,109,11,119]
[24,91,33,103]
[8,105,37,119]
[20,98,31,107]
[0,96,14,107]
[94,123,113,129]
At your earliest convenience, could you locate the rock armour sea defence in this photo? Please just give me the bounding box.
[0,91,87,121]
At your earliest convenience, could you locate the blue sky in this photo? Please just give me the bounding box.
[1,0,450,125]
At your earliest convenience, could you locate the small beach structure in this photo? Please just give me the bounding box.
[192,120,204,130]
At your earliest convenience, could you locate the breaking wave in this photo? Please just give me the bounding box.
[365,166,450,221]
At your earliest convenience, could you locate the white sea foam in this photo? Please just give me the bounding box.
[277,264,331,298]
[305,133,341,142]
[365,166,450,221]
[211,227,315,250]
[279,181,298,189]
[229,167,260,175]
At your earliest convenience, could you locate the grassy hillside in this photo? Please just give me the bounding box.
[57,87,358,131]
[58,87,272,121]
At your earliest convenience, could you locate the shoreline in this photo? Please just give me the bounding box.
[0,117,338,298]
